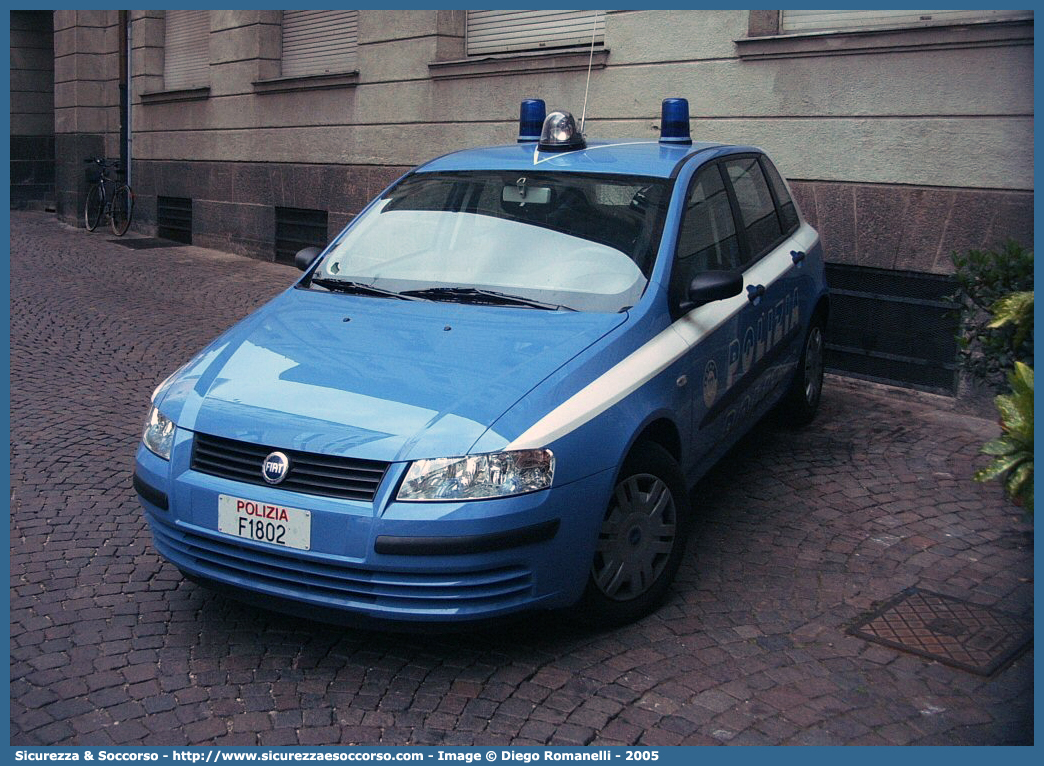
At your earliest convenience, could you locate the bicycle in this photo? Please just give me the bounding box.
[84,157,134,236]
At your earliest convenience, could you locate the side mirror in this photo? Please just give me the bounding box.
[679,270,743,312]
[294,246,322,271]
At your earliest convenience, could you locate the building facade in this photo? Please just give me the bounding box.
[10,9,56,208]
[15,9,1036,395]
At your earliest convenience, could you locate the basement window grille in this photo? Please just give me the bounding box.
[157,196,193,245]
[824,263,959,395]
[275,207,328,265]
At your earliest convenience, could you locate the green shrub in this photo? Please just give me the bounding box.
[952,241,1034,391]
[988,290,1033,349]
[975,361,1033,516]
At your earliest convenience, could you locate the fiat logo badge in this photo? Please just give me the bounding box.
[261,451,290,485]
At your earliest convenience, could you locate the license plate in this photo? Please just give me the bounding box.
[217,494,311,551]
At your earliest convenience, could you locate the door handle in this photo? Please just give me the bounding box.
[791,250,806,265]
[746,284,766,304]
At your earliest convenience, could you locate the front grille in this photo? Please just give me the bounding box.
[191,432,389,502]
[149,515,534,613]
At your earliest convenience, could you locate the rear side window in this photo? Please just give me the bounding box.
[761,157,800,234]
[724,157,782,263]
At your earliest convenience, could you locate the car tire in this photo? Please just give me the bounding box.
[779,311,826,427]
[576,441,692,626]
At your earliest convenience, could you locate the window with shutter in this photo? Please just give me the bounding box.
[467,10,604,56]
[781,9,1032,34]
[282,10,359,78]
[164,10,210,90]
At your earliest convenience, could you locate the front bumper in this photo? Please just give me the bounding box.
[134,435,613,624]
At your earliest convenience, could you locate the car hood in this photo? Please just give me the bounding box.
[155,288,625,463]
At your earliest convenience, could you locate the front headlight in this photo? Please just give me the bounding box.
[142,405,176,461]
[397,449,554,502]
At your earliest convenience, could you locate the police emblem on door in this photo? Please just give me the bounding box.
[703,361,718,408]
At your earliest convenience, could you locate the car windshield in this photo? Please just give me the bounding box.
[309,171,671,312]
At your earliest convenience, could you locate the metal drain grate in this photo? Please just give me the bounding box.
[107,238,183,250]
[848,588,1032,676]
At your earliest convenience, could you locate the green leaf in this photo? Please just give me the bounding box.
[1012,360,1034,392]
[980,437,1016,456]
[995,394,1025,434]
[975,454,1025,482]
[1007,461,1033,501]
[987,291,1034,329]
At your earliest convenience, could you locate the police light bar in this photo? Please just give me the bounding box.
[659,98,692,145]
[538,110,586,152]
[518,99,546,143]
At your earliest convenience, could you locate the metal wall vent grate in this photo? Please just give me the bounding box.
[275,207,328,265]
[824,263,959,395]
[157,196,192,245]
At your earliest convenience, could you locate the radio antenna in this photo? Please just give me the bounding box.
[578,13,599,135]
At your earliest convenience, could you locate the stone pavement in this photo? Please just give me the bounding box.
[9,210,1034,746]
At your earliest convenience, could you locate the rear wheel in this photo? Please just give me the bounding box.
[577,442,691,626]
[110,184,134,236]
[779,313,825,426]
[84,185,104,231]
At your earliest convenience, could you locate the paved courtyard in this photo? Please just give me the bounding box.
[9,210,1033,746]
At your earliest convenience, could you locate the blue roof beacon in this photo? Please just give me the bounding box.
[517,98,546,143]
[135,98,829,628]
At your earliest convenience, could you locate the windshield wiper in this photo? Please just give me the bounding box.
[309,277,416,301]
[399,287,574,311]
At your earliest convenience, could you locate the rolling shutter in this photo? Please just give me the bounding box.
[467,10,605,56]
[282,10,359,78]
[782,9,1032,34]
[164,10,210,90]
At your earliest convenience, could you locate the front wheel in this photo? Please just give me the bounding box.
[577,442,692,626]
[110,184,134,236]
[84,185,104,231]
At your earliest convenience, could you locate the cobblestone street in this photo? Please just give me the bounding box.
[9,210,1034,746]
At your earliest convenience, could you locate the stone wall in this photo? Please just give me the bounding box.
[130,159,409,258]
[53,10,122,223]
[10,10,55,208]
[791,182,1033,275]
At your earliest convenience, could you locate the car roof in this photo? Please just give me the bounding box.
[415,140,742,179]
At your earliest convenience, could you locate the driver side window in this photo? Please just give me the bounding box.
[671,165,740,308]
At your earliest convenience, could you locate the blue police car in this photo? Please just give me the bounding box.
[134,98,829,627]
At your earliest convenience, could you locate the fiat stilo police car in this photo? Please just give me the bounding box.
[134,98,829,627]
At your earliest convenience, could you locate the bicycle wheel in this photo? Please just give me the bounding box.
[84,184,104,231]
[110,184,134,236]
